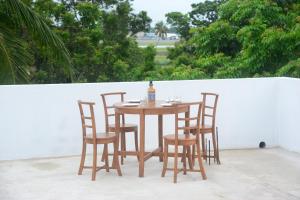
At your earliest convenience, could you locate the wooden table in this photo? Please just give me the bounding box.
[114,100,189,177]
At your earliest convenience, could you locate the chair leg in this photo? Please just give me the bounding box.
[196,140,207,180]
[113,139,122,176]
[161,142,168,177]
[134,129,139,161]
[101,144,107,162]
[123,132,127,158]
[180,148,184,162]
[192,144,195,167]
[120,133,125,165]
[104,144,109,172]
[174,146,178,183]
[92,143,97,181]
[211,130,220,164]
[78,141,86,175]
[183,146,187,175]
[187,146,194,170]
[201,134,206,160]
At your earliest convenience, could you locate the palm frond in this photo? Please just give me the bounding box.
[3,0,74,82]
[0,33,15,84]
[0,26,32,84]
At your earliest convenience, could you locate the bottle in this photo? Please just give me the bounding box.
[147,80,156,103]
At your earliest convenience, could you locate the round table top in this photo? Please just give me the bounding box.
[114,100,189,115]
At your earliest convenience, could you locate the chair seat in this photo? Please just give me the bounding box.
[108,123,137,132]
[164,134,197,145]
[85,132,117,144]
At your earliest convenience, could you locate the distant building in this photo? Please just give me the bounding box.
[144,32,157,39]
[166,33,179,40]
[135,32,145,38]
[135,32,180,40]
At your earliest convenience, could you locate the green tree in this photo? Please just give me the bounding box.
[166,12,190,40]
[130,11,152,36]
[277,58,300,78]
[189,0,226,26]
[143,45,156,71]
[29,0,153,83]
[0,0,72,84]
[154,21,168,45]
[163,0,300,79]
[165,0,227,41]
[191,20,239,57]
[216,0,300,76]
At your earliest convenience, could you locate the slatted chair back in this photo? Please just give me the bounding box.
[101,92,126,132]
[78,101,97,143]
[175,102,202,146]
[201,93,219,127]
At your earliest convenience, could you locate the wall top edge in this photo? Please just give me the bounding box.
[0,77,298,88]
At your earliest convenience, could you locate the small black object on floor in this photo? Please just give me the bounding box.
[259,141,266,148]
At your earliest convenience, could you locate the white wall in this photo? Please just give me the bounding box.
[277,78,300,153]
[0,78,287,160]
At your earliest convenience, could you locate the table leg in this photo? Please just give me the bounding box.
[185,108,193,169]
[139,112,145,177]
[158,115,163,162]
[113,112,120,168]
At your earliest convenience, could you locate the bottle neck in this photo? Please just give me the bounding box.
[149,81,153,87]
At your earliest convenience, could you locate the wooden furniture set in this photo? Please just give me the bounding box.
[77,92,219,183]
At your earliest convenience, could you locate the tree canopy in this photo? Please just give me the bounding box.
[0,0,72,84]
[155,21,168,40]
[1,0,299,84]
[161,0,300,80]
[0,0,153,84]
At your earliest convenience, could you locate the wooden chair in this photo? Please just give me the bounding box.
[101,92,139,164]
[161,103,207,183]
[77,101,122,181]
[191,93,220,164]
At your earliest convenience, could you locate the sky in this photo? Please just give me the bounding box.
[131,0,204,25]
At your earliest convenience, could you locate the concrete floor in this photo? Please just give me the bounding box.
[1,148,300,200]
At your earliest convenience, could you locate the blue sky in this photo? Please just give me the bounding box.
[131,0,204,25]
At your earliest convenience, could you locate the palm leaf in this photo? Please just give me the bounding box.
[0,25,32,84]
[0,34,15,84]
[1,0,73,83]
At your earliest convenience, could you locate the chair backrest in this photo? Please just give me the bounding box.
[175,102,203,145]
[201,93,219,127]
[78,101,97,142]
[101,92,126,132]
